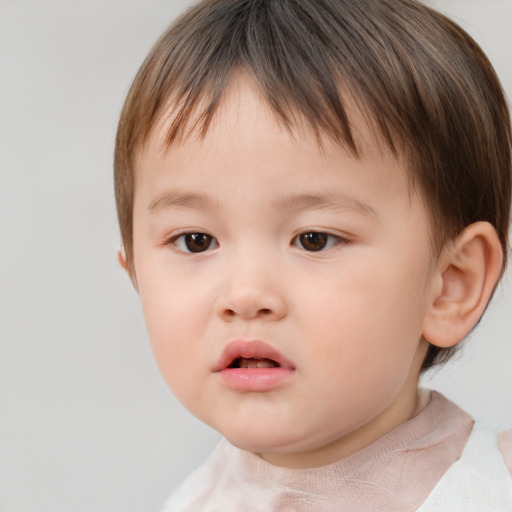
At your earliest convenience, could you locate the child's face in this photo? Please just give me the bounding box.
[131,76,437,468]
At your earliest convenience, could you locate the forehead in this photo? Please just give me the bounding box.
[134,75,422,226]
[139,72,397,171]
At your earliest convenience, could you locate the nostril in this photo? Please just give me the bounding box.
[215,293,286,322]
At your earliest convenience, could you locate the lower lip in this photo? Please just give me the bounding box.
[216,367,294,392]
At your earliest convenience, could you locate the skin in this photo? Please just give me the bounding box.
[129,75,448,469]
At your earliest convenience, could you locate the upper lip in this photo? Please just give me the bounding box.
[213,340,295,372]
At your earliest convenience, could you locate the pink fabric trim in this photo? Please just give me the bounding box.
[228,391,474,511]
[498,429,512,476]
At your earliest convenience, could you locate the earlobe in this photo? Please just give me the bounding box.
[422,222,503,349]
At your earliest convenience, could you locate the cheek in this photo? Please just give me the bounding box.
[298,254,429,379]
[136,269,214,391]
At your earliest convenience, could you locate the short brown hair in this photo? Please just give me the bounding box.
[114,0,511,369]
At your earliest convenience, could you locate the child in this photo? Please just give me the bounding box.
[114,0,512,509]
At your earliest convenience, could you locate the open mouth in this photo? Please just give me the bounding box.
[215,341,294,391]
[229,357,281,369]
[214,340,295,373]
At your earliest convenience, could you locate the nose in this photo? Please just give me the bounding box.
[214,256,287,322]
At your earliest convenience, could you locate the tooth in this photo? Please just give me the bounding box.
[238,358,276,369]
[257,360,275,368]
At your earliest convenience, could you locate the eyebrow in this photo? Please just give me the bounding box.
[148,191,219,212]
[275,192,378,218]
[148,190,377,218]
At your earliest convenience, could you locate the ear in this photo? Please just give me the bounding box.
[422,222,503,348]
[117,247,138,289]
[117,247,130,272]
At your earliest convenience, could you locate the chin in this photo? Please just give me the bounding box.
[218,425,301,455]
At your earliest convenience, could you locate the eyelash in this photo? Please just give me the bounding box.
[166,231,346,254]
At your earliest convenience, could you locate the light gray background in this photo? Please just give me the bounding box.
[0,1,510,511]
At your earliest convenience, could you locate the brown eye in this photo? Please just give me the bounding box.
[299,232,329,251]
[185,233,214,252]
[172,233,217,253]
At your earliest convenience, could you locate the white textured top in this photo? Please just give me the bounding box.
[415,422,512,511]
[163,392,512,512]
